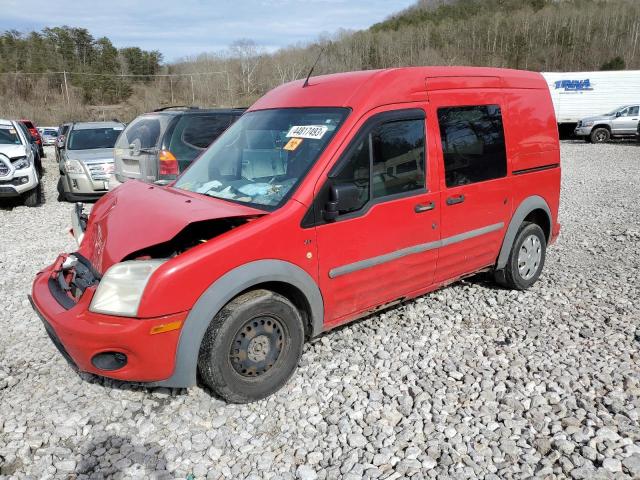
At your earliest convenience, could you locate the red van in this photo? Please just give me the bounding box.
[30,67,561,403]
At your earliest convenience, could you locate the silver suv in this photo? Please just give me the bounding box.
[575,104,640,143]
[111,107,244,187]
[57,121,124,202]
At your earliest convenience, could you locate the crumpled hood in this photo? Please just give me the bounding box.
[0,144,29,159]
[78,180,266,273]
[66,148,115,164]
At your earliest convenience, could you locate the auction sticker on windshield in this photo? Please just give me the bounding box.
[286,125,328,139]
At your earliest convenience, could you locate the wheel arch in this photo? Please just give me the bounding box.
[592,123,611,132]
[496,195,552,270]
[155,259,324,388]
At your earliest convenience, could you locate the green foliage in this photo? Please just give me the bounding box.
[0,26,162,104]
[600,56,626,71]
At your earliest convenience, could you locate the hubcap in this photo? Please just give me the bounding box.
[517,234,542,280]
[230,316,284,377]
[595,131,607,142]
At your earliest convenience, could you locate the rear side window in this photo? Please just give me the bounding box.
[168,114,235,162]
[116,115,168,150]
[437,105,507,188]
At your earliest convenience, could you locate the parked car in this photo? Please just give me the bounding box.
[56,122,72,162]
[574,104,640,143]
[18,119,45,157]
[57,121,124,202]
[30,67,561,403]
[15,121,43,176]
[40,127,59,146]
[0,118,41,206]
[110,107,245,188]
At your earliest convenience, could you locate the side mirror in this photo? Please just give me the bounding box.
[615,111,622,117]
[323,183,361,222]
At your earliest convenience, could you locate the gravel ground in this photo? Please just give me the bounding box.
[1,142,639,479]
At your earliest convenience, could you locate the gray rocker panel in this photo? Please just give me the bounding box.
[154,259,324,388]
[496,195,552,270]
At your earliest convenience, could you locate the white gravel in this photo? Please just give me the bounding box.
[1,142,639,479]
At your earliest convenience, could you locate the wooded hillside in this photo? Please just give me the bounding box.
[1,0,638,124]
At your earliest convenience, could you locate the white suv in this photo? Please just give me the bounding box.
[0,119,41,206]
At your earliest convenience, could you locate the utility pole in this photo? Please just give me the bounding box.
[63,71,70,104]
[170,76,174,104]
[190,75,195,105]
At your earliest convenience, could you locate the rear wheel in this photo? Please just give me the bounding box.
[495,222,546,290]
[198,289,304,403]
[590,127,610,143]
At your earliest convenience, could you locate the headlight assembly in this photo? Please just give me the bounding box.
[89,260,166,317]
[583,121,594,127]
[64,159,85,174]
[11,155,30,170]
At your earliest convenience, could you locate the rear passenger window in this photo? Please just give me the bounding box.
[169,115,234,162]
[181,115,233,149]
[437,105,507,188]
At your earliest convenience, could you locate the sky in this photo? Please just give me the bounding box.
[0,0,416,62]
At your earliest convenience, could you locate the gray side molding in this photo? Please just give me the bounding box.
[496,195,552,269]
[155,259,324,388]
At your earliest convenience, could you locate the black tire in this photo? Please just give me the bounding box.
[590,127,610,143]
[57,177,69,202]
[23,184,41,207]
[494,222,546,290]
[198,289,304,403]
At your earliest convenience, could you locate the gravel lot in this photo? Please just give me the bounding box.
[1,142,639,479]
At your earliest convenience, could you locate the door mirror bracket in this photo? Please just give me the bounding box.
[323,183,361,222]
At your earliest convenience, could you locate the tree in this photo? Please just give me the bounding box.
[600,56,626,71]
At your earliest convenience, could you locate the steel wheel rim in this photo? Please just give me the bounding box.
[517,234,542,280]
[230,315,285,378]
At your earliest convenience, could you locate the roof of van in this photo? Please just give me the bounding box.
[250,66,546,112]
[145,108,246,116]
[71,121,124,130]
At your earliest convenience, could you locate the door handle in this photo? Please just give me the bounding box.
[446,194,465,206]
[414,201,435,213]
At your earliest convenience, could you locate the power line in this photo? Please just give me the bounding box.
[0,70,227,78]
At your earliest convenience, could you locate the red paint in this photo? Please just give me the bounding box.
[31,67,560,384]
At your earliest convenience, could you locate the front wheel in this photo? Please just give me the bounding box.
[198,289,304,403]
[590,127,610,143]
[23,184,41,207]
[495,222,546,290]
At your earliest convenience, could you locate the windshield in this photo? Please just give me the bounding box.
[43,129,57,136]
[67,126,123,150]
[174,108,349,209]
[605,107,624,116]
[0,126,22,145]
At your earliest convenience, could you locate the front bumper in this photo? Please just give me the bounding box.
[30,256,188,383]
[0,167,39,197]
[574,126,593,136]
[60,171,109,200]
